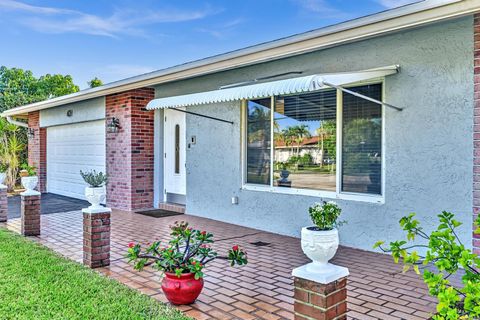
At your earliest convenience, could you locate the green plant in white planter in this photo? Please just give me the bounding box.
[80,170,108,211]
[20,164,38,195]
[0,163,7,186]
[301,201,345,273]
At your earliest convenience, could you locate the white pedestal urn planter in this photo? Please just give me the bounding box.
[84,187,106,212]
[0,172,6,186]
[21,176,39,195]
[301,227,339,273]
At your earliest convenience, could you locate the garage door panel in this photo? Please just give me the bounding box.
[47,120,106,200]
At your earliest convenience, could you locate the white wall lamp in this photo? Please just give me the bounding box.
[107,117,120,134]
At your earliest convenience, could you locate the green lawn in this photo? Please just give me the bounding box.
[0,229,189,320]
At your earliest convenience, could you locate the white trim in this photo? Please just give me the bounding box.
[2,0,478,117]
[241,184,384,204]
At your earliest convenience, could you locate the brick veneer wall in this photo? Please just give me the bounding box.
[27,111,47,193]
[474,14,480,256]
[21,194,41,236]
[105,88,155,211]
[294,277,347,320]
[83,211,111,268]
[0,186,7,222]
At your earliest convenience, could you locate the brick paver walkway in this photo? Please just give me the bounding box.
[3,210,442,319]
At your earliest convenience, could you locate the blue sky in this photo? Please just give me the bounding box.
[0,0,418,89]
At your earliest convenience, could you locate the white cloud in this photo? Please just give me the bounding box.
[292,0,348,18]
[197,17,245,39]
[376,0,420,9]
[0,0,217,37]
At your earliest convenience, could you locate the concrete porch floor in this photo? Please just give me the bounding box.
[3,210,440,320]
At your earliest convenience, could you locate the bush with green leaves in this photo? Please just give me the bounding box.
[308,201,345,231]
[374,212,480,319]
[20,163,36,176]
[80,170,108,188]
[0,162,7,173]
[127,221,247,280]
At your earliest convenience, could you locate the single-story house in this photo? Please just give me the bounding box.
[3,0,480,254]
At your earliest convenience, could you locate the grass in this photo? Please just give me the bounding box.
[0,229,190,320]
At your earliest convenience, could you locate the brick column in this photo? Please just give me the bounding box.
[83,208,111,268]
[21,194,41,236]
[105,88,155,211]
[27,111,47,193]
[292,264,349,320]
[0,185,7,222]
[474,13,480,256]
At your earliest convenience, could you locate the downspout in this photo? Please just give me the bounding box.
[6,116,29,128]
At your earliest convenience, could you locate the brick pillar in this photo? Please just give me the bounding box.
[0,185,7,222]
[21,194,41,236]
[292,263,349,320]
[105,88,155,211]
[83,208,111,268]
[27,111,47,193]
[474,13,480,256]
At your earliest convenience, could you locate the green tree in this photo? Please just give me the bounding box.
[0,66,79,112]
[88,77,103,88]
[0,66,79,189]
[316,120,336,168]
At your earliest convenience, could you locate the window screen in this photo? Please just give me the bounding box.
[246,98,271,185]
[342,84,382,194]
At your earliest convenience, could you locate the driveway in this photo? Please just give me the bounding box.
[7,193,89,219]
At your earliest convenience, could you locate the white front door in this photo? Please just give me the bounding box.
[164,108,186,198]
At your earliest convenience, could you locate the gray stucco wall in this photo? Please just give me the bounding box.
[155,17,474,251]
[39,97,105,127]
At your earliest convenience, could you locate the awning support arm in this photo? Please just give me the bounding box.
[171,108,234,125]
[322,81,403,111]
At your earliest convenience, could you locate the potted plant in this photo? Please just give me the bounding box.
[0,163,7,185]
[80,170,108,211]
[279,162,290,182]
[127,221,248,305]
[20,164,38,193]
[301,201,345,273]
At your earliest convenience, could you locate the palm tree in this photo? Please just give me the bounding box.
[0,118,25,191]
[291,124,311,156]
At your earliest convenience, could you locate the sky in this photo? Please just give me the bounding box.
[0,0,419,89]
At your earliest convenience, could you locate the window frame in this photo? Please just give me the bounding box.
[240,80,386,204]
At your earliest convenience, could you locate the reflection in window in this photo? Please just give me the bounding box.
[274,89,337,191]
[246,98,271,185]
[342,85,382,194]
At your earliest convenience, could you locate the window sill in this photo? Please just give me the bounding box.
[241,184,384,204]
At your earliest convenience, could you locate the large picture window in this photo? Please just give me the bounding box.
[244,83,383,198]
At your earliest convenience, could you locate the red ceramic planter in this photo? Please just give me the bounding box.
[161,272,204,305]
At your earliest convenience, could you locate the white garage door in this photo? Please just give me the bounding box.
[47,120,106,199]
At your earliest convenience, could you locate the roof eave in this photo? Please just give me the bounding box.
[2,0,478,117]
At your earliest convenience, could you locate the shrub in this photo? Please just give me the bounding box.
[0,162,7,173]
[20,164,36,176]
[308,201,345,231]
[374,212,480,319]
[80,170,108,188]
[127,221,247,279]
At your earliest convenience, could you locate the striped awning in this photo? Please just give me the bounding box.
[146,65,399,110]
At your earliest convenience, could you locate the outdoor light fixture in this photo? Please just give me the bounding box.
[27,128,35,140]
[107,117,120,133]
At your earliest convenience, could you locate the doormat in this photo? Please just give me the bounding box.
[135,209,183,218]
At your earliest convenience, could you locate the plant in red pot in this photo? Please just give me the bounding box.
[126,221,248,305]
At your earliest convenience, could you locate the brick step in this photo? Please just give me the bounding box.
[158,202,185,213]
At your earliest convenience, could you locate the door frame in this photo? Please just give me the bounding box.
[163,108,187,202]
